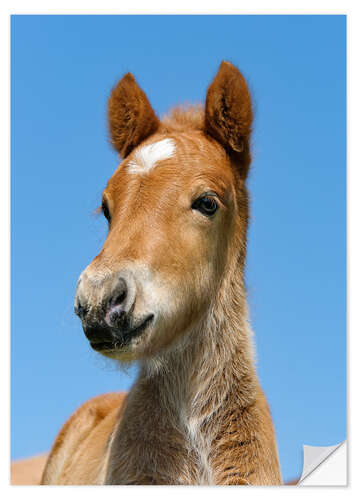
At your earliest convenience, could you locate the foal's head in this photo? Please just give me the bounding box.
[74,61,253,361]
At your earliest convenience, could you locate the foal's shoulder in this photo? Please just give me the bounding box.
[41,392,126,484]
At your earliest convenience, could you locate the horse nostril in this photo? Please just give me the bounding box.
[113,289,127,307]
[105,277,133,327]
[74,300,87,319]
[110,278,128,308]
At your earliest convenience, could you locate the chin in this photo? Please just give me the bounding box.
[104,349,137,362]
[97,328,156,362]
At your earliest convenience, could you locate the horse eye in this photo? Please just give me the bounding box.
[102,202,111,224]
[192,196,218,216]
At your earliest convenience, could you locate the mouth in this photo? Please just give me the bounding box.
[89,314,154,353]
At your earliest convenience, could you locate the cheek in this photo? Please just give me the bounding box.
[153,217,227,316]
[178,214,229,276]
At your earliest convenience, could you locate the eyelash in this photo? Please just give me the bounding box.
[191,193,219,217]
[102,202,111,224]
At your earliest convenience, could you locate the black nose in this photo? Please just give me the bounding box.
[74,276,131,319]
[74,271,137,328]
[83,324,115,351]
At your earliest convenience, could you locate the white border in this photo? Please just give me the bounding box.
[3,1,353,499]
[0,0,354,14]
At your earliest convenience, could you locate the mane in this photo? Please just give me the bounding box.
[160,105,204,133]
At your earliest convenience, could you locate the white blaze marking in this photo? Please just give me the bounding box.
[127,138,176,174]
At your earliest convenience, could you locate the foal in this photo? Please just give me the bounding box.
[41,61,282,485]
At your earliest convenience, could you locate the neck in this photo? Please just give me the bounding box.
[105,259,273,485]
[140,262,258,426]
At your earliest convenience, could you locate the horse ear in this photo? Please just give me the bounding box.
[204,61,253,178]
[108,73,160,158]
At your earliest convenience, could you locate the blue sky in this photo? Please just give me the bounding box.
[11,15,346,483]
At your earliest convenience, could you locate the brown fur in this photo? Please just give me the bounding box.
[42,393,126,484]
[41,61,282,485]
[108,73,160,157]
[205,61,253,180]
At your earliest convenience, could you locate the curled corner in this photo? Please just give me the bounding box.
[298,441,347,486]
